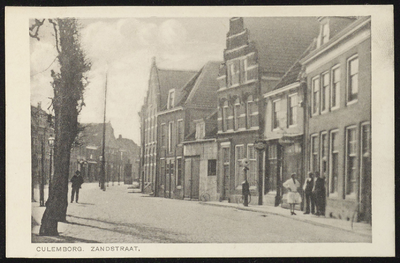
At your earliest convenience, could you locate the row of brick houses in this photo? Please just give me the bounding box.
[68,122,140,185]
[139,16,371,222]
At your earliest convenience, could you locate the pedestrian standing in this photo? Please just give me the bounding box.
[71,170,84,203]
[312,171,326,216]
[283,173,302,215]
[303,172,315,214]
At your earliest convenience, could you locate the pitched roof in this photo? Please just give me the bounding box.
[273,40,316,90]
[80,122,119,149]
[242,17,320,75]
[184,61,222,108]
[158,69,197,110]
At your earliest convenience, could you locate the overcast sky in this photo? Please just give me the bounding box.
[30,17,229,144]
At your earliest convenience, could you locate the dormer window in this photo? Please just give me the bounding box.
[195,121,205,140]
[320,22,330,46]
[167,89,175,109]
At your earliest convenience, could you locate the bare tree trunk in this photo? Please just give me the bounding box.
[38,18,90,236]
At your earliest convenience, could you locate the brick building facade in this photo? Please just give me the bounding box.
[216,17,319,204]
[300,17,371,222]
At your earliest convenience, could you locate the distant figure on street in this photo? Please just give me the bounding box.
[71,170,84,203]
[283,173,302,215]
[303,172,315,215]
[312,171,326,216]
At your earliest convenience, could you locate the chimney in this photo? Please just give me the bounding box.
[37,102,42,109]
[118,134,122,139]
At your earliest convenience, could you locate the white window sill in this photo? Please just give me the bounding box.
[330,106,340,111]
[288,124,297,128]
[346,99,358,106]
[321,110,329,115]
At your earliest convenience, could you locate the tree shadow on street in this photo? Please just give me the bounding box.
[66,214,188,243]
[31,233,101,243]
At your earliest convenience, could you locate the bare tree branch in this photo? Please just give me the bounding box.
[48,19,61,54]
[29,19,45,41]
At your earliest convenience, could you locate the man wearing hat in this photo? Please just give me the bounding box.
[70,170,84,203]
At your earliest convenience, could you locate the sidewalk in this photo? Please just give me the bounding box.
[200,200,372,237]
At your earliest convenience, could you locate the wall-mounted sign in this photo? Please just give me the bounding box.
[254,140,266,151]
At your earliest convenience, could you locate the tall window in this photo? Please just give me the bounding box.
[311,135,319,173]
[247,144,256,187]
[321,72,329,113]
[320,132,328,179]
[347,56,359,103]
[312,77,320,115]
[195,122,205,140]
[168,122,173,152]
[228,61,239,86]
[331,66,340,109]
[238,101,246,129]
[168,90,175,109]
[234,98,240,130]
[239,57,248,84]
[208,160,217,176]
[267,145,277,192]
[330,130,339,194]
[161,124,166,148]
[273,99,281,130]
[177,158,182,186]
[222,101,228,131]
[246,95,257,128]
[177,120,183,144]
[346,127,357,195]
[321,23,330,45]
[288,94,297,126]
[235,145,244,187]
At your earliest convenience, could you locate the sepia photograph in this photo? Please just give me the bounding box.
[6,5,394,258]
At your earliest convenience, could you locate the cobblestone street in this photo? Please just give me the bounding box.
[32,183,371,243]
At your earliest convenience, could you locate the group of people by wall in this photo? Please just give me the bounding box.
[283,172,326,216]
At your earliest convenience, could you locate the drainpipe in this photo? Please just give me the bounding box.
[300,74,308,212]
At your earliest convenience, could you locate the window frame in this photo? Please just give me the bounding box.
[346,55,359,105]
[235,144,245,188]
[177,119,183,144]
[345,125,358,198]
[272,99,281,130]
[247,144,257,187]
[310,134,319,173]
[288,93,298,127]
[320,131,328,180]
[167,89,175,109]
[234,98,240,131]
[207,159,217,176]
[311,76,320,116]
[329,129,339,196]
[168,121,174,153]
[331,65,341,111]
[321,71,330,114]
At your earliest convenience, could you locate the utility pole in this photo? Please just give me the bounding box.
[100,72,108,191]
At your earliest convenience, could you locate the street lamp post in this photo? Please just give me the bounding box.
[48,136,55,194]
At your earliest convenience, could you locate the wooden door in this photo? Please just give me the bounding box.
[191,157,200,200]
[184,159,191,199]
